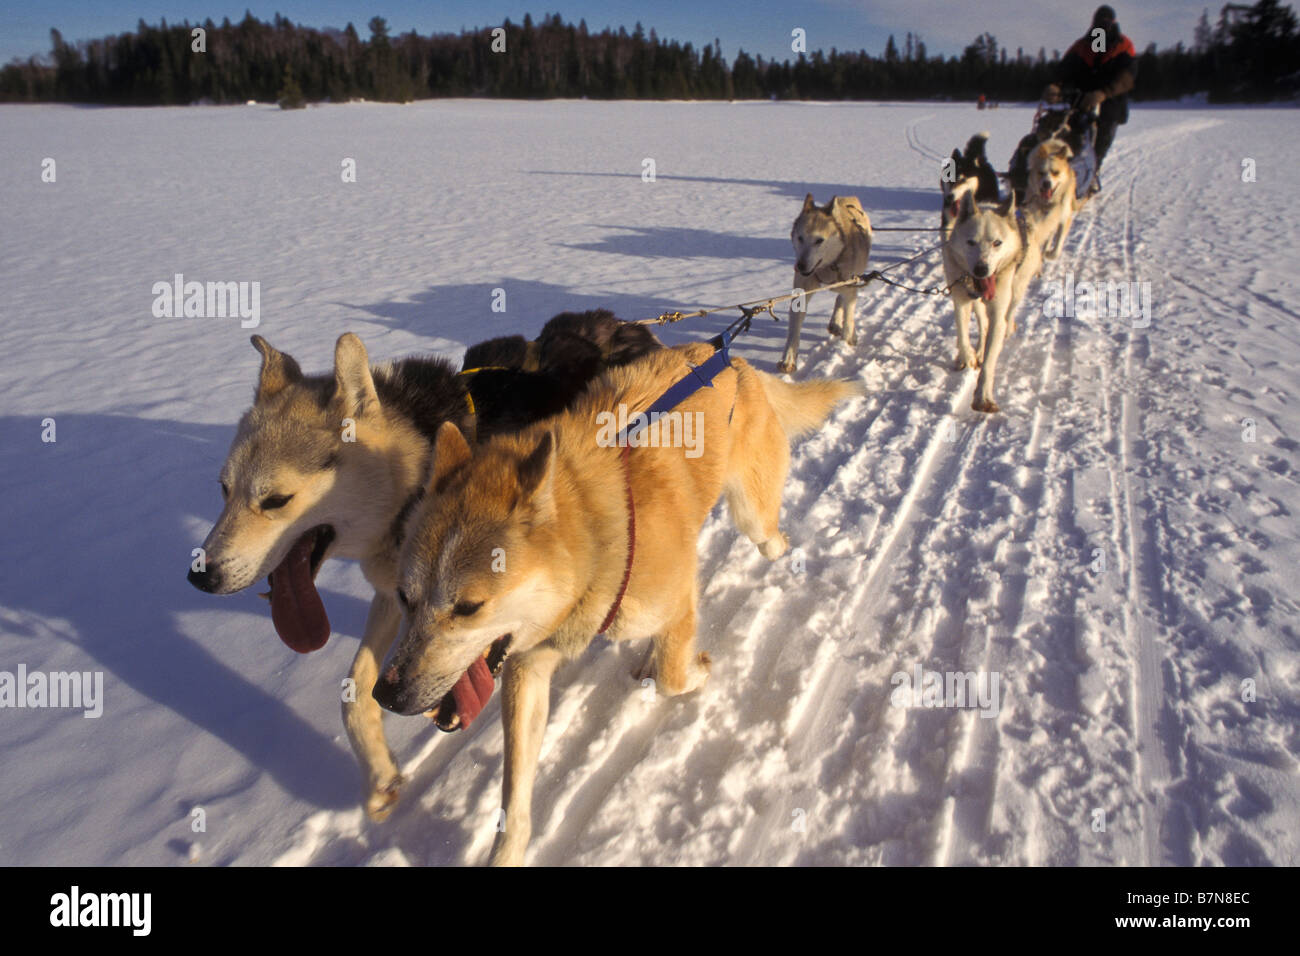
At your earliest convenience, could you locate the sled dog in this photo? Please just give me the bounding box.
[942,190,1051,414]
[779,194,873,373]
[188,314,659,818]
[940,132,1000,233]
[1025,138,1079,259]
[375,343,858,864]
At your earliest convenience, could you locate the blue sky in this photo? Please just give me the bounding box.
[1,1,1205,66]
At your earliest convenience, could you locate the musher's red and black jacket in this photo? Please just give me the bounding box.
[1060,31,1137,122]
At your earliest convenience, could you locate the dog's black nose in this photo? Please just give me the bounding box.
[187,567,219,593]
[973,262,990,278]
[372,669,404,712]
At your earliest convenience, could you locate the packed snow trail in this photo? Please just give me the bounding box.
[0,101,1295,866]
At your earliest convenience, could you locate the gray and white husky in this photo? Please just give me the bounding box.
[779,193,873,373]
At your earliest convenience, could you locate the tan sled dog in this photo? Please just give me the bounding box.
[374,343,858,864]
[779,194,873,373]
[1026,138,1079,260]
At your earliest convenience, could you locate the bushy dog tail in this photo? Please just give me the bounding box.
[758,373,860,439]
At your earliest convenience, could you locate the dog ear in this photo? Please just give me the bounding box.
[428,421,472,494]
[802,193,815,213]
[957,188,977,223]
[997,191,1016,218]
[333,332,381,419]
[250,335,302,402]
[516,430,555,504]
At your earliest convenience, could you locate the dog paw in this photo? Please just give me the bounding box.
[827,322,843,338]
[954,354,980,371]
[759,531,789,560]
[680,653,712,694]
[971,397,1000,414]
[365,774,405,822]
[845,332,858,346]
[649,651,712,696]
[776,359,796,374]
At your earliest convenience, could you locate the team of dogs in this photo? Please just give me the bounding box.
[189,124,1082,865]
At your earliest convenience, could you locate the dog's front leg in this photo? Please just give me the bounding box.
[489,644,563,866]
[838,288,859,346]
[343,593,404,820]
[778,285,812,373]
[972,305,1009,414]
[954,298,979,370]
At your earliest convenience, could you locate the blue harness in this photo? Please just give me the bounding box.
[615,324,743,446]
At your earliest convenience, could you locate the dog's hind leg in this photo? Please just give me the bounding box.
[343,593,404,821]
[646,596,711,697]
[725,405,791,559]
[490,644,564,867]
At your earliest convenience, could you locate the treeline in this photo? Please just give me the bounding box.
[1,4,1296,106]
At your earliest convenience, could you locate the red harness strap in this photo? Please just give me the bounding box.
[597,443,635,635]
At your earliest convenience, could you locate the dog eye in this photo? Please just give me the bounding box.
[966,240,976,246]
[261,493,294,511]
[815,238,824,245]
[396,589,410,610]
[993,240,1003,247]
[219,481,230,499]
[452,600,483,617]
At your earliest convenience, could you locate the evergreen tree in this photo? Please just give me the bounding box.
[277,62,305,108]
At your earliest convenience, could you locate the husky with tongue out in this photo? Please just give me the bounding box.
[941,186,1050,414]
[187,314,660,820]
[374,343,858,865]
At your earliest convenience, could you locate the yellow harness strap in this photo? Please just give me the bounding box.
[456,366,511,417]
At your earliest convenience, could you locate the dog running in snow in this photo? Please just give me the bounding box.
[942,188,1053,414]
[779,193,873,374]
[374,342,859,864]
[1025,137,1081,260]
[187,311,659,819]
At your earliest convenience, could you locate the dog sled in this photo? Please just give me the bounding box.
[1007,87,1098,206]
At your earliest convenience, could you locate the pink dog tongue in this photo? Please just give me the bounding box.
[268,533,330,653]
[450,657,495,729]
[979,276,998,301]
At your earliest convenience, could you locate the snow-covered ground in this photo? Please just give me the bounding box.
[1,99,1296,866]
